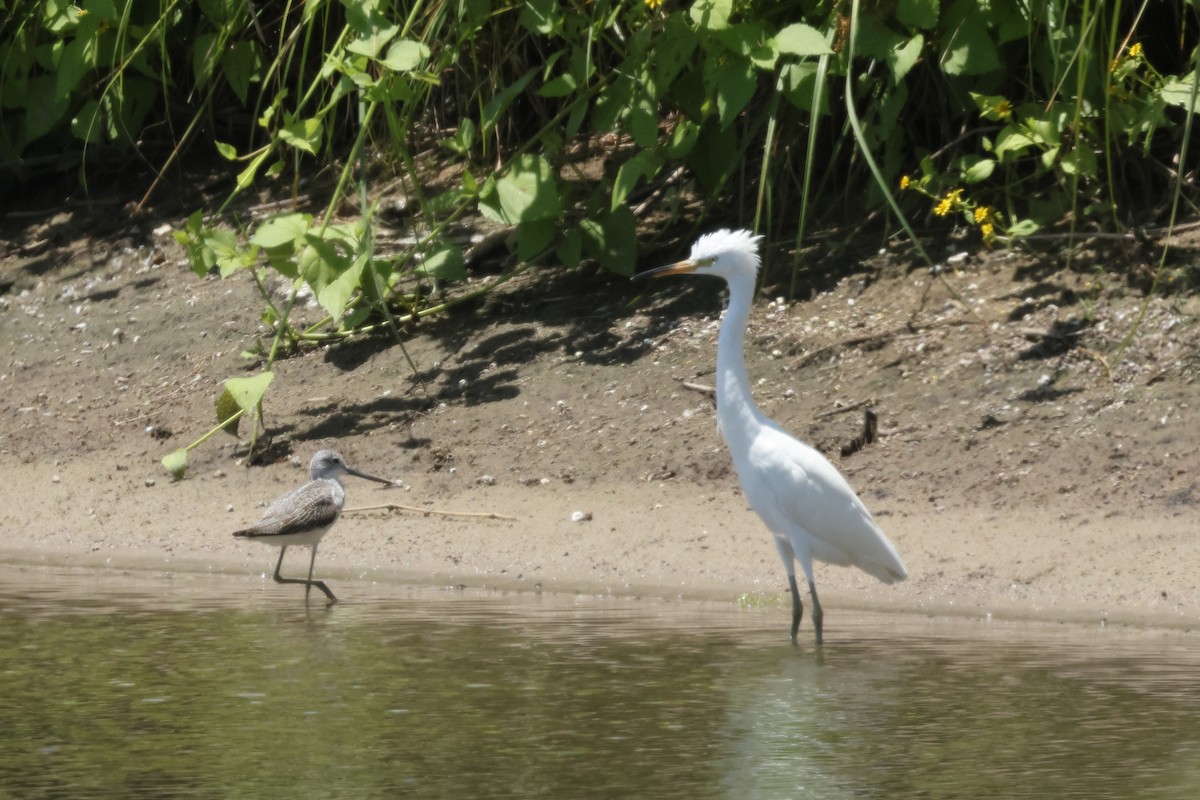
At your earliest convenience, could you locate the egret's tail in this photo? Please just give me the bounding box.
[860,555,908,584]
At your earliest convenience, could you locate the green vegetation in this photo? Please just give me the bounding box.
[3,0,1197,475]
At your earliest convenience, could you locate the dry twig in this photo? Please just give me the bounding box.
[345,502,516,521]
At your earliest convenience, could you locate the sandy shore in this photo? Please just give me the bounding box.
[4,452,1196,632]
[4,199,1198,638]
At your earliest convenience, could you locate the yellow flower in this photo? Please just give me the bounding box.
[994,99,1012,119]
[980,222,995,242]
[645,0,664,8]
[973,206,992,225]
[899,175,911,190]
[1129,42,1143,58]
[933,188,963,217]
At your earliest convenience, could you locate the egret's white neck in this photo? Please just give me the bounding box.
[715,271,768,449]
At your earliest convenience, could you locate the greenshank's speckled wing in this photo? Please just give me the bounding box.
[234,479,342,538]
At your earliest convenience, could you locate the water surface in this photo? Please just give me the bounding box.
[1,565,1197,799]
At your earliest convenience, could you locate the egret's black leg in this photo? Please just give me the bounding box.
[809,579,824,645]
[787,573,803,643]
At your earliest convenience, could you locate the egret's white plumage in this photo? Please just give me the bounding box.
[233,450,394,604]
[639,229,907,643]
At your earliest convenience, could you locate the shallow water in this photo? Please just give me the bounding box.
[1,565,1197,799]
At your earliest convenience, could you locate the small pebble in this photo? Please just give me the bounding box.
[477,475,496,486]
[571,511,592,523]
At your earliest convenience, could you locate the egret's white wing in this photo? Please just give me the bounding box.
[743,426,907,583]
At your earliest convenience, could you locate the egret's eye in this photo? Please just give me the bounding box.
[696,257,716,267]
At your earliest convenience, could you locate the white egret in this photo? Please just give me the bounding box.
[233,450,395,604]
[638,229,907,643]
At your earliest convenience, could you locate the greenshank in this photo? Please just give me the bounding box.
[233,450,394,604]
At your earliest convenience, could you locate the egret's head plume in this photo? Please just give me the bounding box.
[688,229,763,277]
[635,228,763,282]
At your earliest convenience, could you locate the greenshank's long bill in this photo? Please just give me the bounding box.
[233,450,394,604]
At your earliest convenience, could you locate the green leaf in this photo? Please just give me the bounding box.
[278,114,323,155]
[298,230,354,301]
[775,23,831,57]
[317,250,367,319]
[780,62,828,115]
[592,76,632,133]
[41,2,73,32]
[215,141,238,160]
[1161,72,1200,111]
[251,213,312,249]
[579,207,636,276]
[70,100,104,144]
[221,40,261,105]
[1024,116,1061,146]
[515,220,556,262]
[612,152,662,210]
[689,0,732,31]
[482,68,537,136]
[224,371,275,413]
[23,76,70,141]
[970,92,1012,121]
[235,149,270,192]
[162,448,189,480]
[191,225,248,279]
[713,55,757,129]
[56,35,91,98]
[1007,218,1039,237]
[665,117,701,158]
[381,39,430,72]
[688,119,737,191]
[1060,146,1097,177]
[994,126,1034,161]
[627,91,659,148]
[495,154,561,223]
[962,156,996,183]
[852,15,906,61]
[86,0,119,21]
[216,387,243,434]
[654,15,698,94]
[193,32,219,86]
[888,35,924,83]
[520,0,560,35]
[346,22,399,59]
[897,0,939,29]
[418,243,467,280]
[440,117,476,156]
[108,77,157,145]
[555,227,582,268]
[538,73,577,98]
[940,5,1001,76]
[713,22,767,58]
